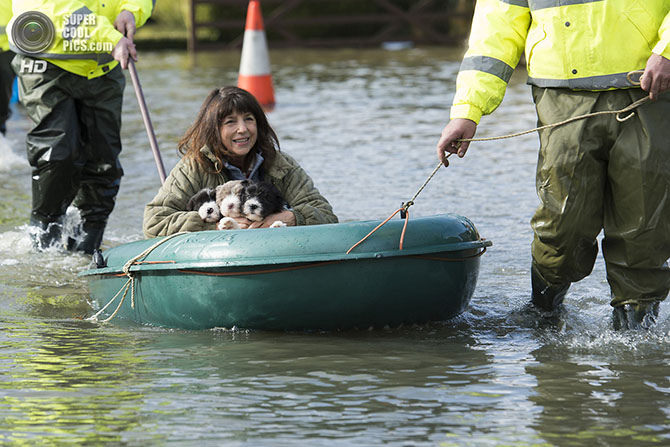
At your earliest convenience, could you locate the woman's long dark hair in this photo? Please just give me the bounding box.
[178,86,279,173]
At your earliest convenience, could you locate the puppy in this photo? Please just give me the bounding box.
[186,188,221,223]
[240,180,289,228]
[215,180,245,230]
[191,180,289,230]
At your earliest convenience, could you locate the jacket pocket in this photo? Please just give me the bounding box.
[525,23,547,69]
[622,0,661,49]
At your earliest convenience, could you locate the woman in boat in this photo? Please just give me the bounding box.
[143,86,338,238]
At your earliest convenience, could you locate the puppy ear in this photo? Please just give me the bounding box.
[231,180,245,195]
[244,181,259,196]
[263,181,287,210]
[186,196,197,211]
[215,183,233,205]
[186,188,211,211]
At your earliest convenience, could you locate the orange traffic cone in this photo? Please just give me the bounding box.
[238,0,275,107]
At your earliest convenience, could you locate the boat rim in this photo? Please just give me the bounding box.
[79,237,491,277]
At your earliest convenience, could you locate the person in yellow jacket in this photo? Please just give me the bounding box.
[436,1,670,329]
[7,0,153,254]
[0,1,14,135]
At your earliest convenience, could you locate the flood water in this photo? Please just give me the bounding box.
[1,47,669,446]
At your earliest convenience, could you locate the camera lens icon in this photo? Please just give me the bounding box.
[12,11,55,55]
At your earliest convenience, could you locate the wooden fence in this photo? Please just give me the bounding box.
[188,0,474,51]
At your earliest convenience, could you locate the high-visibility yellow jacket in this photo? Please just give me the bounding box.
[0,1,11,52]
[452,0,670,123]
[8,0,153,79]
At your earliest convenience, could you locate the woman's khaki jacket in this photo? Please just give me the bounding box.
[143,146,338,238]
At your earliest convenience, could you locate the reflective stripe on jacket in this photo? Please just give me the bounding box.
[0,1,11,52]
[8,0,153,79]
[452,0,670,123]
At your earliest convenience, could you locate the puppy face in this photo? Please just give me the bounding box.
[198,201,221,223]
[243,196,264,222]
[186,188,222,223]
[215,180,245,218]
[241,181,287,222]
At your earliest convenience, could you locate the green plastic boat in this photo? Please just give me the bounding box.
[79,214,491,330]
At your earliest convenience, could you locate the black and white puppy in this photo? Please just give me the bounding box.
[186,188,222,223]
[240,180,289,228]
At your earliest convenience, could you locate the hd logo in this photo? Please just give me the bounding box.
[19,58,48,74]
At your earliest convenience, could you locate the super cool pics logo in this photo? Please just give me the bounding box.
[12,10,114,73]
[61,12,114,53]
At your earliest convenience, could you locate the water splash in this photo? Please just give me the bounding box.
[0,225,35,258]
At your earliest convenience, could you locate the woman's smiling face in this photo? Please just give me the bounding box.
[220,111,258,163]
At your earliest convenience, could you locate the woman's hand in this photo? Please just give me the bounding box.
[227,210,296,229]
[247,210,296,229]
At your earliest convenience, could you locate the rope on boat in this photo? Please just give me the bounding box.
[346,154,452,254]
[87,231,188,323]
[347,81,651,255]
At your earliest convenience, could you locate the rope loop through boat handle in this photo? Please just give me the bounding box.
[346,154,451,254]
[347,78,651,254]
[88,232,188,323]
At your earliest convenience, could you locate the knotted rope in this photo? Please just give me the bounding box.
[346,80,651,254]
[346,153,452,254]
[87,231,187,323]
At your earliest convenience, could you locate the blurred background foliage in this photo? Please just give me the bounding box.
[138,0,473,49]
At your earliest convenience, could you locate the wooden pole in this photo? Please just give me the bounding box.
[128,59,167,184]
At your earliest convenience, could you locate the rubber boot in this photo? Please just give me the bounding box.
[67,225,104,255]
[91,249,106,268]
[29,216,64,251]
[531,264,570,311]
[612,301,660,330]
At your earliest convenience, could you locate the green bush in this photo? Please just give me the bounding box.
[142,0,473,47]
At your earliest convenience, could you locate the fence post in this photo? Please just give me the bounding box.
[188,0,197,52]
